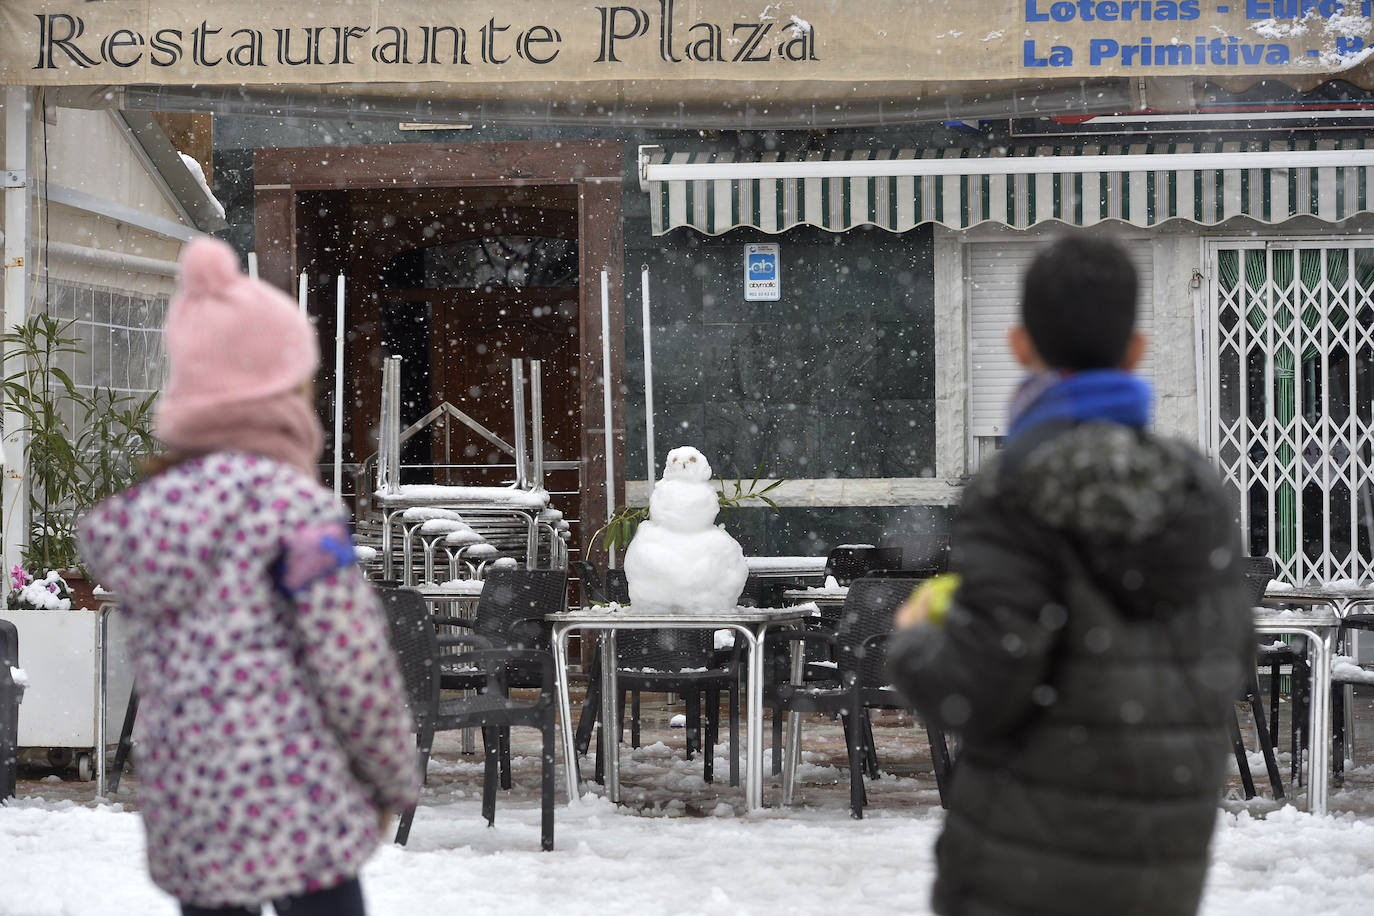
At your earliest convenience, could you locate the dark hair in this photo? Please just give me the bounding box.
[1020,234,1137,371]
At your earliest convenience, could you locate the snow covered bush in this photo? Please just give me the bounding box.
[5,567,73,611]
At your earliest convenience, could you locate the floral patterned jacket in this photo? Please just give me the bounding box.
[79,452,419,907]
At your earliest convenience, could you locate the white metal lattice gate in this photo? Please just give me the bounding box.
[1206,239,1374,585]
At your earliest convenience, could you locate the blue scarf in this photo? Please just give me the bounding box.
[1006,370,1153,443]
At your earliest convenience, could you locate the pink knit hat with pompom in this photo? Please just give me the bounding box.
[155,237,323,473]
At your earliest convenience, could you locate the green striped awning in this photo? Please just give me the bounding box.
[644,139,1374,236]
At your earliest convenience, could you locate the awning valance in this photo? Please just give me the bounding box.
[642,139,1374,236]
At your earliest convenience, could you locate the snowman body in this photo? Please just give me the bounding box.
[624,447,749,614]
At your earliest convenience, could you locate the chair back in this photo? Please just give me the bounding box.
[826,546,904,585]
[570,560,608,605]
[473,567,570,651]
[617,627,715,670]
[375,585,439,719]
[1241,556,1277,606]
[834,577,921,690]
[604,569,631,605]
[578,566,712,668]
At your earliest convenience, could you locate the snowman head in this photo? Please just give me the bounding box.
[662,446,712,483]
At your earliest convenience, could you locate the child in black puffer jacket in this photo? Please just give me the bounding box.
[887,233,1253,916]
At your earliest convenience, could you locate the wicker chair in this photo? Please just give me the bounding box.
[1238,556,1288,799]
[377,585,558,849]
[767,576,951,817]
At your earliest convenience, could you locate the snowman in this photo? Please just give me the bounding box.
[623,446,750,614]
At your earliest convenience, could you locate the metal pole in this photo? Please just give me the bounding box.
[600,270,616,568]
[333,274,345,499]
[2,87,34,586]
[511,358,528,489]
[387,356,402,496]
[246,251,258,279]
[95,606,108,797]
[530,360,544,490]
[641,265,656,482]
[376,359,391,494]
[297,270,307,316]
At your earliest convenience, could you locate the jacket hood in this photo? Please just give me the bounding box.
[1006,422,1199,544]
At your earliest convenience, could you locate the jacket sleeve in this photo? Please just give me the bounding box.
[887,473,1065,743]
[286,528,422,813]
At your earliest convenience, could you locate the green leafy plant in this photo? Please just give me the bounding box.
[0,315,157,573]
[591,458,784,554]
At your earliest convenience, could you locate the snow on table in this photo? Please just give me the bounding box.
[743,556,827,577]
[423,580,486,596]
[375,485,550,511]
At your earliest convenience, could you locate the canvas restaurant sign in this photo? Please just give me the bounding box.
[1,1,1371,88]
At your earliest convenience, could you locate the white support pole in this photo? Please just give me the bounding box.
[376,359,391,494]
[511,358,528,489]
[530,360,544,490]
[246,251,258,279]
[298,270,307,316]
[386,356,402,496]
[2,87,34,585]
[333,274,345,499]
[600,269,617,568]
[641,265,656,483]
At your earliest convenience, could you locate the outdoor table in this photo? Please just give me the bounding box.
[416,580,485,614]
[745,556,828,579]
[782,586,848,610]
[1265,583,1374,772]
[1253,605,1341,815]
[1264,582,1374,619]
[547,606,809,811]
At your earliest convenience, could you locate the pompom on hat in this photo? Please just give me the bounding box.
[155,236,324,475]
[159,237,319,411]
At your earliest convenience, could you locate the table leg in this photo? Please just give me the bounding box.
[1308,628,1332,816]
[1344,628,1359,769]
[381,509,395,580]
[600,629,620,803]
[782,623,805,806]
[95,605,109,798]
[551,625,582,804]
[744,627,764,811]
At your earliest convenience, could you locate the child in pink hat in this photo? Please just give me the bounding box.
[79,236,419,916]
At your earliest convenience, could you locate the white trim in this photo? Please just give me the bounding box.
[625,477,965,509]
[642,149,1374,183]
[41,181,198,242]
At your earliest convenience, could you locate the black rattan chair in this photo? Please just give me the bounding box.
[824,546,904,586]
[1238,556,1287,799]
[378,585,557,850]
[1334,613,1374,785]
[437,568,569,787]
[767,576,951,817]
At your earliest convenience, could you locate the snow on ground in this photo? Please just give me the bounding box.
[6,756,1374,915]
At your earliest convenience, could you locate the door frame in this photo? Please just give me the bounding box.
[253,140,625,552]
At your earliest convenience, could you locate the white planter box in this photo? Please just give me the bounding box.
[0,607,133,755]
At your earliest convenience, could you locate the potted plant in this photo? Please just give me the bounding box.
[0,315,151,779]
[0,314,157,598]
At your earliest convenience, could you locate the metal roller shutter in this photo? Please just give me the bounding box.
[968,241,1155,438]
